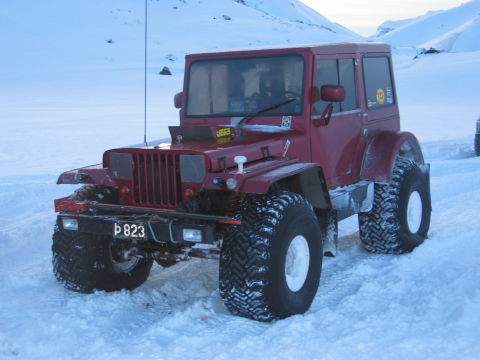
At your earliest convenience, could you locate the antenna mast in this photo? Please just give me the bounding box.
[143,0,148,147]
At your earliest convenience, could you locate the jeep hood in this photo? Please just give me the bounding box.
[142,129,293,172]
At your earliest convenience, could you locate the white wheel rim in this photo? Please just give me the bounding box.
[112,257,139,273]
[407,191,423,234]
[110,245,140,273]
[284,235,310,292]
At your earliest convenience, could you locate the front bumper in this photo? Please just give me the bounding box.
[57,214,216,245]
[54,197,240,223]
[55,199,241,245]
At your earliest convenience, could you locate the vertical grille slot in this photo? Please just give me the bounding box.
[153,154,160,204]
[132,151,181,208]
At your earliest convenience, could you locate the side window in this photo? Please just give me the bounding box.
[338,59,357,111]
[316,60,339,113]
[363,56,395,110]
[315,58,357,114]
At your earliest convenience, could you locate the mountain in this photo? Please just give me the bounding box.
[373,0,480,52]
[1,0,362,81]
[0,0,363,176]
[142,0,363,67]
[241,0,361,39]
[373,10,441,38]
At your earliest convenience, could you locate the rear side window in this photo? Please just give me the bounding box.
[363,56,395,110]
[315,59,357,114]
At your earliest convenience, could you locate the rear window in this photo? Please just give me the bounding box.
[363,56,395,110]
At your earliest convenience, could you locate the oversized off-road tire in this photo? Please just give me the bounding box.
[358,157,431,254]
[475,134,480,156]
[220,192,323,321]
[70,184,118,203]
[52,184,152,293]
[52,228,153,293]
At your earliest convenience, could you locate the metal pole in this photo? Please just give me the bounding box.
[143,0,148,147]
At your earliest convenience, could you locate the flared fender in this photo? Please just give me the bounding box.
[361,131,425,183]
[241,163,331,209]
[56,164,117,186]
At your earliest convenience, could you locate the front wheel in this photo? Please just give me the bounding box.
[52,227,153,293]
[220,192,323,321]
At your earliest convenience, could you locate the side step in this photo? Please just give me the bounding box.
[319,181,374,257]
[329,181,374,221]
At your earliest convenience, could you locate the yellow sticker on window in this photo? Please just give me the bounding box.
[376,88,385,105]
[216,127,231,138]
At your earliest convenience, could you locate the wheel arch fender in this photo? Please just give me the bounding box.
[361,131,425,183]
[241,163,331,209]
[56,165,117,186]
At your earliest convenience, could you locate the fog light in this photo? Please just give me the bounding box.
[226,178,237,190]
[62,218,78,231]
[182,228,202,243]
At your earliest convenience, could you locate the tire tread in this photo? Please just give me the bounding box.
[358,157,429,254]
[220,192,314,321]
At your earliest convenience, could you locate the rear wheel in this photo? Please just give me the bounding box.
[219,192,323,321]
[358,157,431,254]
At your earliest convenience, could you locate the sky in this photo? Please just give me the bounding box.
[298,0,469,36]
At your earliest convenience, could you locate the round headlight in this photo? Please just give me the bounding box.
[226,178,238,190]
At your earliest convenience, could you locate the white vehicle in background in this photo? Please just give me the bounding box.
[475,117,480,156]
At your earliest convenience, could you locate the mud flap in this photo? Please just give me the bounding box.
[420,163,432,213]
[316,209,338,257]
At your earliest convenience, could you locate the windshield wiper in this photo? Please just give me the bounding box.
[236,98,296,128]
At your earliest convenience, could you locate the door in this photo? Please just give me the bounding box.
[310,55,364,189]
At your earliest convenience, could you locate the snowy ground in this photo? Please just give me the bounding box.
[1,136,479,359]
[1,1,480,359]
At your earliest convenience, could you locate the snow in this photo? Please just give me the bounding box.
[373,0,480,51]
[239,124,294,133]
[373,10,442,38]
[1,0,480,359]
[395,51,480,141]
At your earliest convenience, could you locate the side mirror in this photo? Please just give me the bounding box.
[321,85,345,102]
[174,92,183,109]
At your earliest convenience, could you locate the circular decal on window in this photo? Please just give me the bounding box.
[376,88,385,105]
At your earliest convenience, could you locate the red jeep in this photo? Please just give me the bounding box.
[52,43,431,321]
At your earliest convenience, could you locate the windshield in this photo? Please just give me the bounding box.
[186,55,304,117]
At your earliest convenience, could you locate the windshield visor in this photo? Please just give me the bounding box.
[186,55,304,117]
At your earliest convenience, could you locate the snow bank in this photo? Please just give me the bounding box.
[396,51,480,141]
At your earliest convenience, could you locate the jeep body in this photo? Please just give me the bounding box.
[53,43,430,320]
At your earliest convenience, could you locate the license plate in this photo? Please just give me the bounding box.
[113,221,147,240]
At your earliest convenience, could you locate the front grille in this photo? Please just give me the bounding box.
[131,151,182,208]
